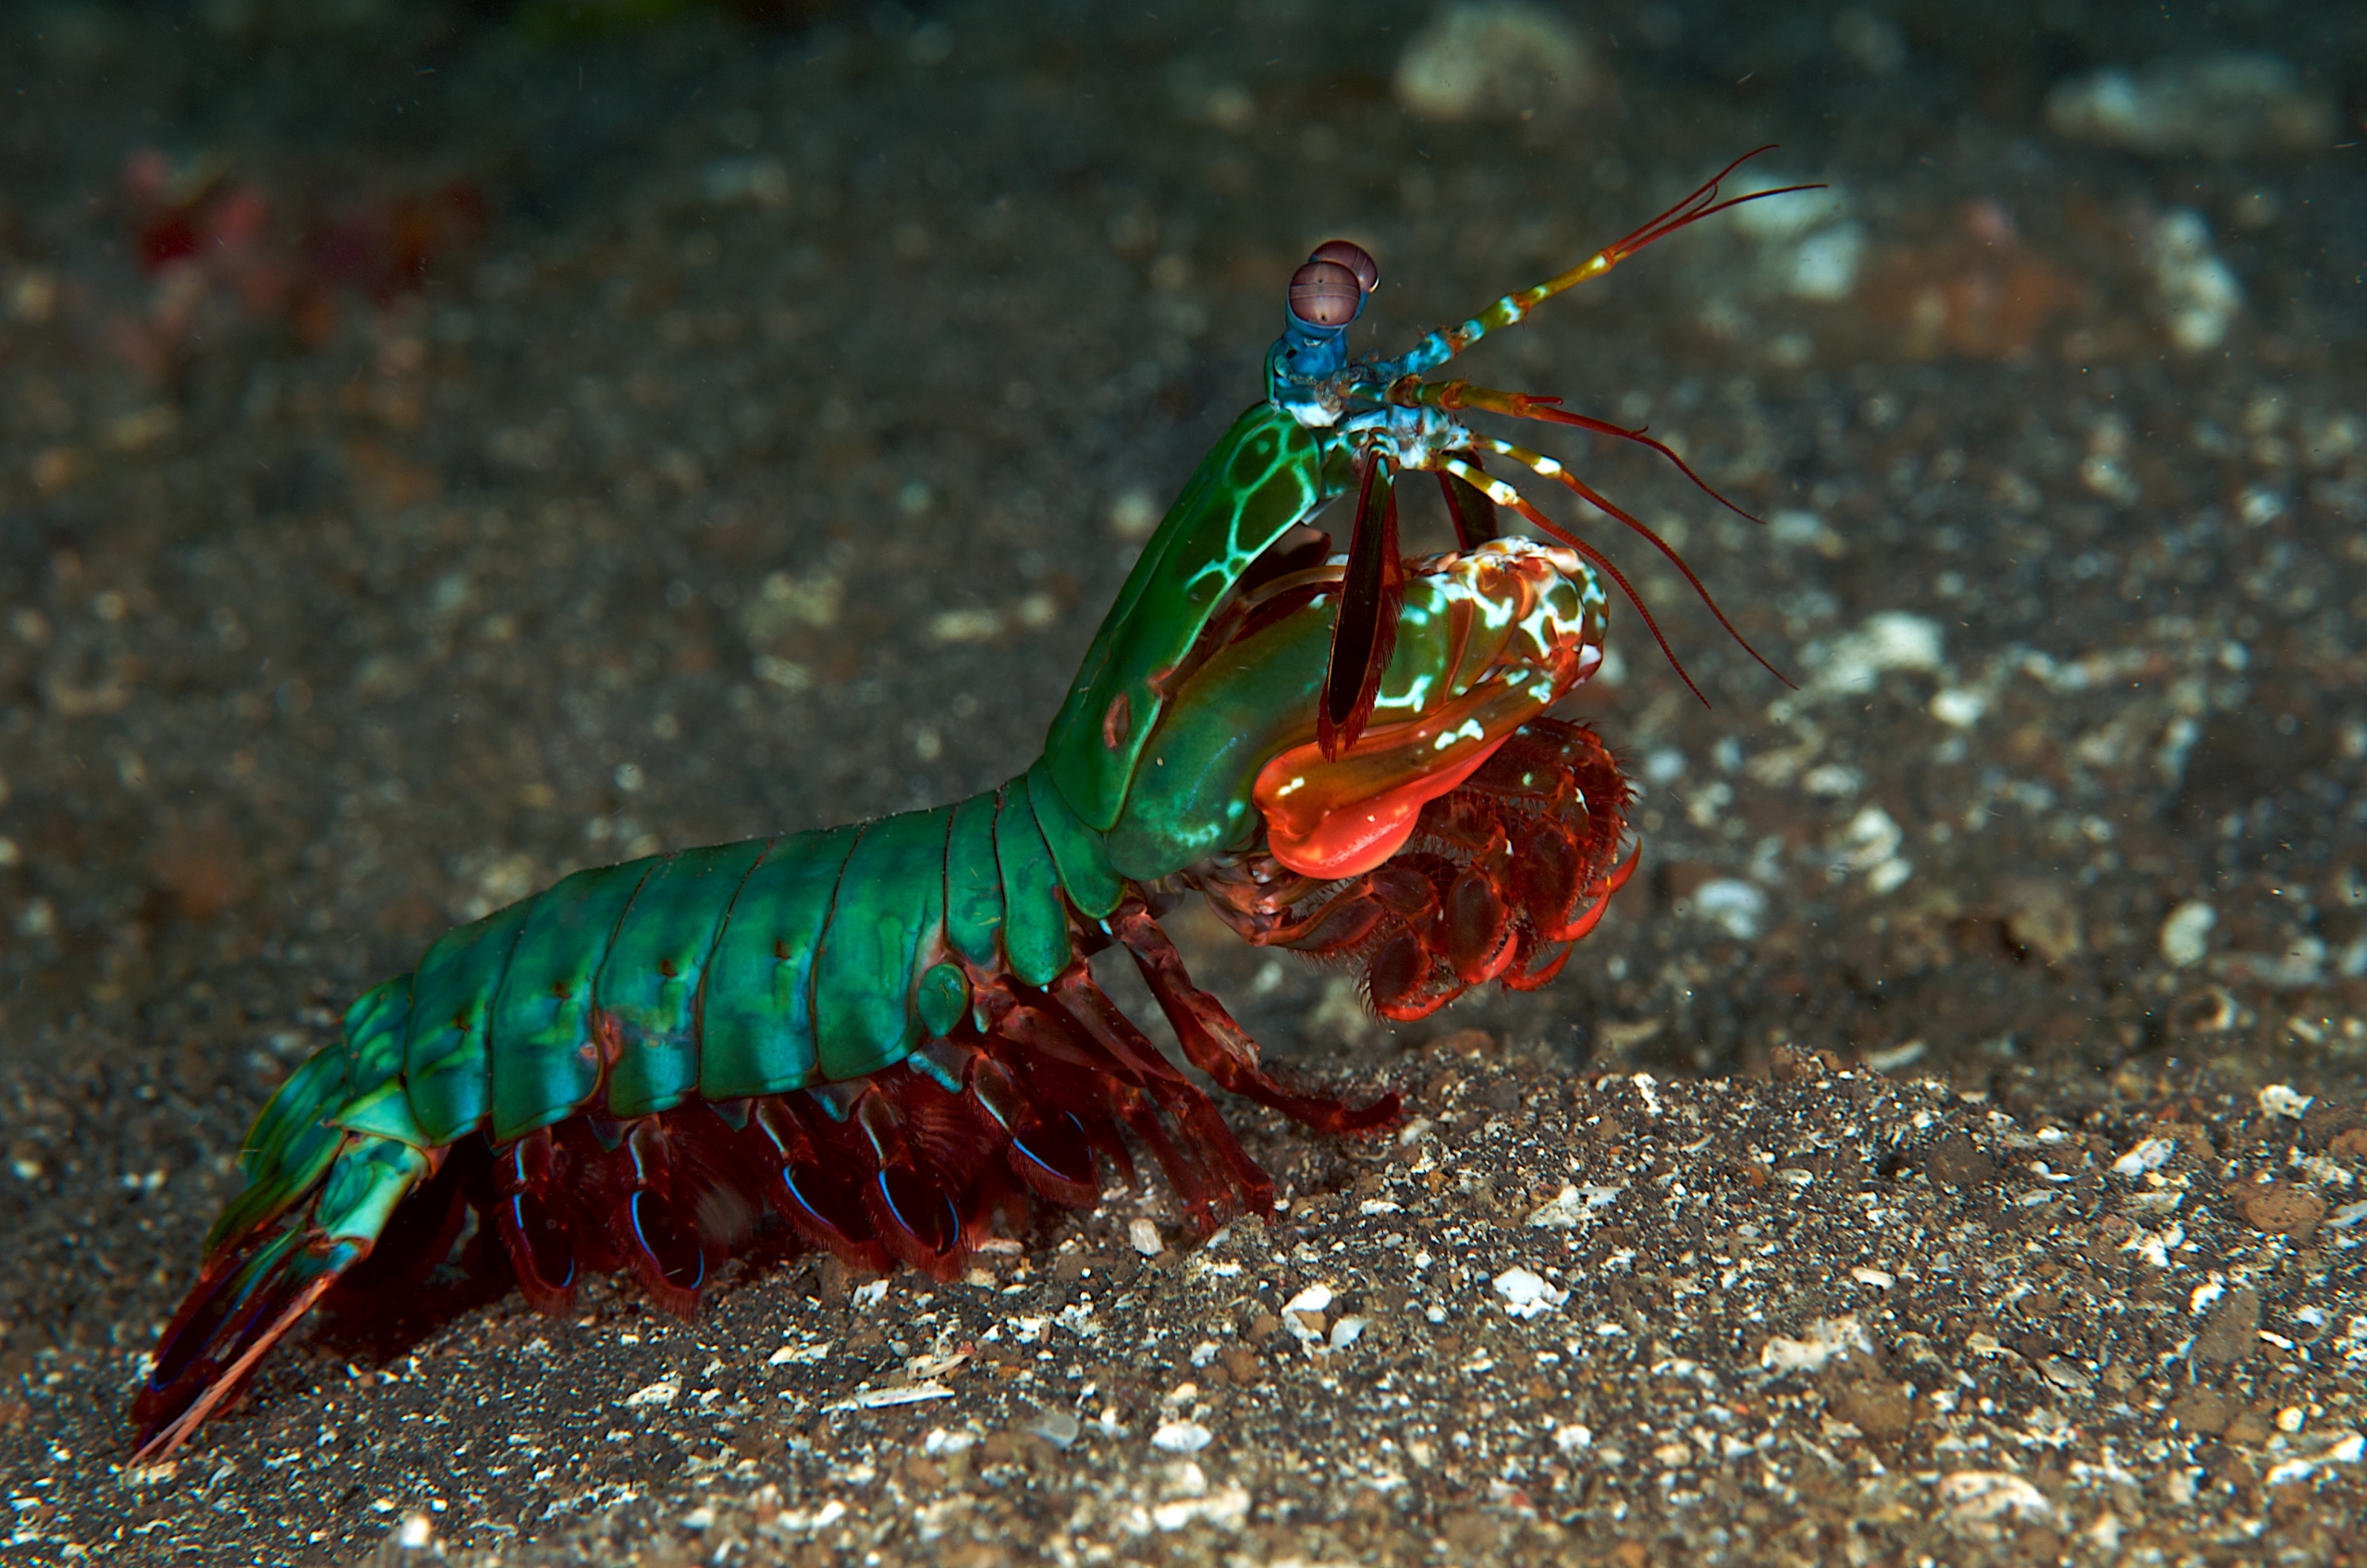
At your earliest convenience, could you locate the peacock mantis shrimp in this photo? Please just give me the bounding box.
[134,152,1807,1460]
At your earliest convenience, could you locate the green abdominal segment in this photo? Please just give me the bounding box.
[696,824,859,1101]
[595,838,774,1117]
[320,768,1121,1156]
[488,859,655,1142]
[811,807,950,1084]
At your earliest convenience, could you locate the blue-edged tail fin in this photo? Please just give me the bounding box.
[133,1132,435,1461]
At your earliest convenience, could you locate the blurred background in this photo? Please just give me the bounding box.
[0,0,2361,1405]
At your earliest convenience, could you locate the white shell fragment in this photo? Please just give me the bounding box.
[1027,1409,1082,1448]
[2144,209,2243,353]
[1813,612,1944,694]
[1151,1421,1212,1454]
[825,1382,954,1412]
[1759,1316,1875,1376]
[1930,688,1987,729]
[769,1340,831,1366]
[1492,1267,1568,1319]
[2111,1137,2177,1178]
[1938,1470,2055,1532]
[1147,1482,1252,1533]
[1687,878,1769,941]
[2258,1084,2315,1121]
[1526,1182,1624,1229]
[2159,900,2216,968]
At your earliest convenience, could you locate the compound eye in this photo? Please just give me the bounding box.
[1306,239,1379,297]
[1287,259,1363,329]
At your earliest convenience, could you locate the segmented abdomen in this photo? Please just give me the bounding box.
[332,758,1124,1155]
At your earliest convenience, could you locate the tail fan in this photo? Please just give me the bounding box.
[133,1131,434,1462]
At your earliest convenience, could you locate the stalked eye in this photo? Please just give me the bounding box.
[1306,239,1379,297]
[1287,259,1363,329]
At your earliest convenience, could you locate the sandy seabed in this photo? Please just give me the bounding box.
[2,2,2364,1562]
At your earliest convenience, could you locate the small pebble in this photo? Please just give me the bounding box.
[1924,1132,1994,1188]
[2159,900,2217,968]
[1150,1420,1211,1454]
[1394,0,1596,120]
[2046,53,2335,159]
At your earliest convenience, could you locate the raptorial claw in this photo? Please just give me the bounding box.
[1193,717,1635,1026]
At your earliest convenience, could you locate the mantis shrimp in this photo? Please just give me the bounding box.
[134,153,1806,1459]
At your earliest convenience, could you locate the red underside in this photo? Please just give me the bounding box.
[455,938,1399,1317]
[132,918,1399,1454]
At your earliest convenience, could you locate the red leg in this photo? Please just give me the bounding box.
[1054,969,1277,1225]
[1111,899,1402,1136]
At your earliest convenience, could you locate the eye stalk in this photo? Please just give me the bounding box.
[1279,239,1380,377]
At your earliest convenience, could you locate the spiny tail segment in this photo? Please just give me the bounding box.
[132,978,423,1460]
[1384,148,1823,379]
[1193,718,1636,1022]
[133,1129,438,1462]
